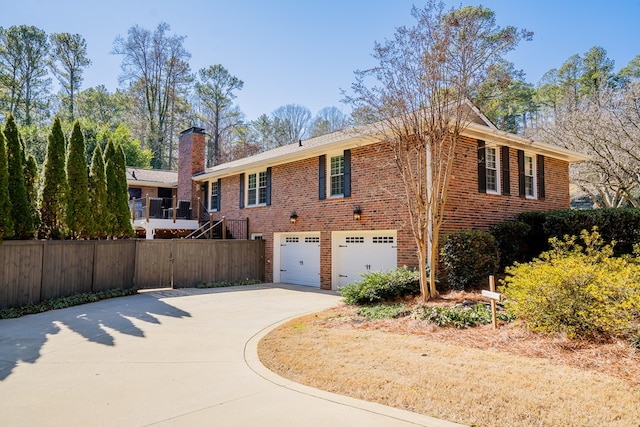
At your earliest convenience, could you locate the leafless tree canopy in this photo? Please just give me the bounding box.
[344,1,530,298]
[112,22,192,169]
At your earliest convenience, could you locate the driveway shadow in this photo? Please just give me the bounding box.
[0,293,191,381]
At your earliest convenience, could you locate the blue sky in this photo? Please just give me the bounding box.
[2,0,639,121]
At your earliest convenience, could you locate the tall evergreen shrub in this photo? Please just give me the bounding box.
[0,129,13,240]
[40,118,68,239]
[65,121,92,239]
[88,144,108,238]
[105,141,133,238]
[4,114,34,239]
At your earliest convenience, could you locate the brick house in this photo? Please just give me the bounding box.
[177,112,586,290]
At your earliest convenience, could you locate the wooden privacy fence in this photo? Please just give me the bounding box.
[0,239,265,309]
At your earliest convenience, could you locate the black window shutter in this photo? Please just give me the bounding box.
[517,150,525,198]
[319,155,326,200]
[265,167,272,206]
[537,155,545,199]
[344,149,351,198]
[202,181,209,210]
[216,178,221,211]
[501,146,510,196]
[477,140,486,193]
[239,173,245,208]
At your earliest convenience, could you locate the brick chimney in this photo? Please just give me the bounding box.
[178,127,205,211]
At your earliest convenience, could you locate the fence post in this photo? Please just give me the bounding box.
[222,217,227,240]
[172,195,177,223]
[196,196,200,223]
[209,213,213,239]
[131,197,136,221]
[145,194,150,221]
[246,217,250,240]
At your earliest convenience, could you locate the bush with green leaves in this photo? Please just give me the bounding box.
[0,288,138,319]
[500,229,640,341]
[357,303,410,320]
[489,220,531,270]
[440,229,499,290]
[338,266,420,305]
[197,279,262,288]
[413,303,512,328]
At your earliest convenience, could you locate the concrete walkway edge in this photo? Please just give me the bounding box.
[244,311,466,427]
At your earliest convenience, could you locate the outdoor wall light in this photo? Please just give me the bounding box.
[353,207,362,221]
[290,212,298,224]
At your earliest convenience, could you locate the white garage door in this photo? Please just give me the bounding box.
[333,230,397,289]
[279,233,321,287]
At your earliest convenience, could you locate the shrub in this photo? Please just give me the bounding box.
[338,266,420,305]
[197,279,262,288]
[440,229,499,291]
[500,229,640,340]
[543,208,640,256]
[489,220,531,270]
[0,288,138,319]
[357,303,410,320]
[516,210,550,258]
[413,303,512,328]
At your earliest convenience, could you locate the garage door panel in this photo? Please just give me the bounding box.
[279,234,320,287]
[334,231,397,289]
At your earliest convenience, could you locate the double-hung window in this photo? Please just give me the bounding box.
[210,180,218,211]
[524,154,536,198]
[247,171,267,206]
[329,155,345,196]
[485,146,499,194]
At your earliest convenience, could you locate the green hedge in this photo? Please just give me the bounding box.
[440,229,499,290]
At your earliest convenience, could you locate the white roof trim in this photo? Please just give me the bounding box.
[193,109,588,182]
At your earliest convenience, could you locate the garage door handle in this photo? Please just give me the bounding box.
[299,260,304,266]
[339,245,347,247]
[280,269,286,272]
[339,274,348,277]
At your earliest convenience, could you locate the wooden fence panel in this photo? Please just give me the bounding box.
[1,239,265,309]
[93,241,136,291]
[134,240,172,289]
[0,241,44,309]
[41,241,94,300]
[172,240,264,288]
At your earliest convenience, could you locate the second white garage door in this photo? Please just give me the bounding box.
[332,230,398,289]
[278,233,321,287]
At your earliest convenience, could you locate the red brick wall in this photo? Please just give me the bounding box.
[178,128,206,209]
[209,137,570,289]
[443,136,570,235]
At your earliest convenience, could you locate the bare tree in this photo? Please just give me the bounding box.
[195,64,244,166]
[0,25,51,126]
[272,104,311,144]
[344,2,530,299]
[310,106,350,137]
[112,22,192,169]
[49,33,91,121]
[537,86,640,208]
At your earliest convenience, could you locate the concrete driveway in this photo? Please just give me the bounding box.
[0,284,463,426]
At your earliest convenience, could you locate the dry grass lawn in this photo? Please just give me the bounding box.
[258,295,640,427]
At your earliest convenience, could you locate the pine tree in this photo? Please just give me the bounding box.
[4,114,34,239]
[88,144,107,238]
[65,121,92,239]
[105,141,133,238]
[40,117,68,239]
[0,129,14,240]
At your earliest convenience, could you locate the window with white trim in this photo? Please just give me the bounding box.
[524,153,536,198]
[329,155,344,196]
[247,170,267,206]
[210,180,218,211]
[485,146,500,194]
